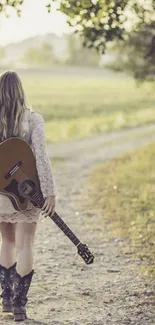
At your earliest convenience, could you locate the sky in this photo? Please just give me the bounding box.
[0,0,71,46]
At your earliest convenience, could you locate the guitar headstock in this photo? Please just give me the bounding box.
[77,243,94,264]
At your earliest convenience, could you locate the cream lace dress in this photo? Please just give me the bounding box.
[0,110,55,223]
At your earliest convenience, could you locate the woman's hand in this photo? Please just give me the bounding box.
[41,195,56,218]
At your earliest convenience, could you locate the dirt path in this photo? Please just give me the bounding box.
[1,125,155,325]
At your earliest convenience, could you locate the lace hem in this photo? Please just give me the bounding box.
[0,208,41,223]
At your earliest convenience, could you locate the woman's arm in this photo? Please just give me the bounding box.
[30,113,56,200]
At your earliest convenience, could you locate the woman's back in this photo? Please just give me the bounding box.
[0,71,55,220]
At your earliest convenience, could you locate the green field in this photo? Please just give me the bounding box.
[21,71,155,142]
[86,143,155,279]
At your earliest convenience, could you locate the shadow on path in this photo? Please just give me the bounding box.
[26,320,49,325]
[26,319,67,325]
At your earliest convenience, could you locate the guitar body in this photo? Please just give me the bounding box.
[0,138,40,211]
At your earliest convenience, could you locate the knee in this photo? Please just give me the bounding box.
[15,223,36,252]
[1,230,15,245]
[16,232,34,252]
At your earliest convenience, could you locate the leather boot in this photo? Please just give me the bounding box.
[0,263,17,312]
[12,270,34,322]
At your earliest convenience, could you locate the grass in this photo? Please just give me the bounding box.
[85,143,155,280]
[20,72,155,142]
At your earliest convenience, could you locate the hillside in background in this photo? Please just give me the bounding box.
[0,33,69,68]
[0,32,105,68]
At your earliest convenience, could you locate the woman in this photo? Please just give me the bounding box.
[0,71,56,321]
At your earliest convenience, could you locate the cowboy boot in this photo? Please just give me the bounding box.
[12,269,34,322]
[0,263,17,312]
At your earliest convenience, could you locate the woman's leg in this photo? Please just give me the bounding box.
[12,222,37,321]
[0,222,16,268]
[15,222,37,276]
[0,222,16,312]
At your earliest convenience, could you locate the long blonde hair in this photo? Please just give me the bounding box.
[0,71,31,141]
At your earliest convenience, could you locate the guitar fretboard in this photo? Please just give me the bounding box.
[31,192,80,247]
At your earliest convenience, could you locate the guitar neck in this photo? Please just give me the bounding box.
[50,212,80,247]
[31,193,80,247]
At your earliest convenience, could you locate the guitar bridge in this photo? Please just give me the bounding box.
[5,161,22,179]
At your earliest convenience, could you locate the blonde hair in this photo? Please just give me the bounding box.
[0,70,31,141]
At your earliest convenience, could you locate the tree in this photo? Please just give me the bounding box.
[104,21,155,81]
[50,0,154,81]
[0,0,24,16]
[67,33,99,66]
[2,1,155,53]
[2,0,155,80]
[49,0,155,52]
[23,43,57,66]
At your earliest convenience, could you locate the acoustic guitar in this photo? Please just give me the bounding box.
[0,138,94,265]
